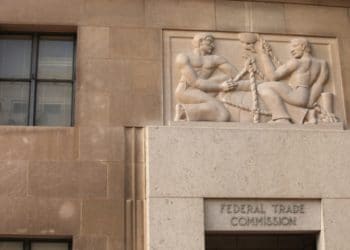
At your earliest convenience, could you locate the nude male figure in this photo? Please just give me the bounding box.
[257,38,329,124]
[174,33,238,122]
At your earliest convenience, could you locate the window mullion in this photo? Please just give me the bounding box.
[28,33,39,126]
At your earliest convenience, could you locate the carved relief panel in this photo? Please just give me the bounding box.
[163,31,346,125]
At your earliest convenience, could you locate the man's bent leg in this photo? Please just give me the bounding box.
[258,83,291,122]
[176,87,230,121]
[182,99,230,121]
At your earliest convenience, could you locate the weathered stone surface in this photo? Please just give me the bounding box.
[78,59,130,93]
[110,28,161,60]
[284,4,350,37]
[82,0,144,27]
[79,127,124,161]
[108,237,124,250]
[145,0,215,29]
[0,0,83,24]
[82,199,123,236]
[76,91,110,127]
[339,38,350,66]
[109,92,162,126]
[215,1,249,31]
[28,161,107,198]
[74,235,108,250]
[0,197,80,235]
[323,199,350,250]
[147,198,205,250]
[251,2,286,33]
[0,127,77,161]
[126,60,162,95]
[107,161,125,200]
[147,126,350,198]
[0,161,27,196]
[78,26,110,59]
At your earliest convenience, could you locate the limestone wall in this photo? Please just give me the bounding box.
[0,1,349,250]
[146,125,350,250]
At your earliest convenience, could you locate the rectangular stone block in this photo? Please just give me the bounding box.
[76,90,110,127]
[27,198,81,235]
[0,0,83,24]
[28,0,83,24]
[28,161,107,199]
[0,197,28,234]
[251,2,286,33]
[107,161,125,200]
[126,60,162,95]
[145,0,215,29]
[205,199,321,232]
[128,93,162,126]
[110,28,161,60]
[147,198,205,250]
[108,237,124,250]
[146,126,350,198]
[0,197,80,235]
[285,4,350,37]
[0,127,77,161]
[339,38,350,66]
[78,59,130,93]
[78,26,110,60]
[82,199,123,236]
[318,0,350,7]
[109,93,162,126]
[74,235,108,250]
[82,0,144,27]
[79,127,124,161]
[0,161,27,197]
[215,1,249,32]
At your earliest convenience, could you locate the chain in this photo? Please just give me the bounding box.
[222,101,271,116]
[246,57,260,123]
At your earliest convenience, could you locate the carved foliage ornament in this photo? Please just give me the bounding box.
[174,32,339,124]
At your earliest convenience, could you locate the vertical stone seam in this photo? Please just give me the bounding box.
[245,2,253,32]
[26,161,29,197]
[77,127,81,161]
[79,199,83,235]
[214,0,218,31]
[282,3,287,33]
[320,199,326,250]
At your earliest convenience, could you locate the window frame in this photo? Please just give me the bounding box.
[0,31,76,126]
[0,237,72,250]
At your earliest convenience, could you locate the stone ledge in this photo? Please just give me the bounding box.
[168,121,344,131]
[146,126,350,198]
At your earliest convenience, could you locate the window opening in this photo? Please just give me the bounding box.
[0,32,76,126]
[0,238,72,250]
[205,233,317,250]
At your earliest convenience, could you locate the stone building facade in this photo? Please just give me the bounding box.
[0,0,350,250]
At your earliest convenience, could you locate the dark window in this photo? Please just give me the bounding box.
[0,238,72,250]
[205,233,317,250]
[0,33,76,126]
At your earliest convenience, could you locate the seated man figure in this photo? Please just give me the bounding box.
[257,38,329,124]
[174,33,238,122]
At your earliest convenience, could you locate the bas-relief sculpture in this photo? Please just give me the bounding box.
[173,32,339,124]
